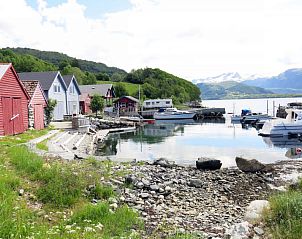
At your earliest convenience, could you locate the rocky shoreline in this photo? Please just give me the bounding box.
[106,159,302,238]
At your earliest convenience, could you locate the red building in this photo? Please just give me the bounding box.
[0,63,30,135]
[114,96,139,116]
[21,80,47,130]
[79,93,91,114]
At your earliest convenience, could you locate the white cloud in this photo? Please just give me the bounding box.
[1,0,302,79]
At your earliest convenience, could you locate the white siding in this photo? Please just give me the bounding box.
[48,76,67,120]
[66,80,80,115]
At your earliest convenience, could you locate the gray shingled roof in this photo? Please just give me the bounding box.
[79,84,113,97]
[18,71,66,91]
[63,74,81,94]
[63,75,73,87]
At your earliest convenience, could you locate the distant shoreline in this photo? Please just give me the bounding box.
[202,94,302,101]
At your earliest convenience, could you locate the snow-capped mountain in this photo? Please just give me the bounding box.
[192,72,244,84]
[192,72,264,84]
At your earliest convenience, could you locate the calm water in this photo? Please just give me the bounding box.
[97,98,302,167]
[203,97,302,116]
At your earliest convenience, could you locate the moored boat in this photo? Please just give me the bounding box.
[154,108,196,120]
[259,109,302,137]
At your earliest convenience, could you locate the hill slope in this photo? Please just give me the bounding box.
[197,81,273,100]
[4,47,126,75]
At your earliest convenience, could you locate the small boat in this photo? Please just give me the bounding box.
[259,109,302,137]
[120,115,155,124]
[154,108,196,120]
[231,115,242,122]
[241,113,272,124]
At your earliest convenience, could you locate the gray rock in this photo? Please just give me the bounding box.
[142,178,150,187]
[164,186,172,192]
[19,189,24,196]
[188,179,203,188]
[150,184,160,191]
[153,158,175,168]
[140,193,150,199]
[225,221,250,239]
[125,175,137,185]
[244,200,270,223]
[254,227,264,235]
[196,157,222,170]
[235,157,274,173]
[136,182,144,189]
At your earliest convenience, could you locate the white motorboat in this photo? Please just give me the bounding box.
[259,109,302,137]
[154,108,196,120]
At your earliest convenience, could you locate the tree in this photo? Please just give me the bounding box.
[83,72,97,85]
[114,83,128,97]
[96,72,110,81]
[61,65,86,85]
[90,94,105,117]
[110,72,124,82]
[45,99,57,125]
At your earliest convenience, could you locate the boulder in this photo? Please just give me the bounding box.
[153,158,175,168]
[244,200,270,223]
[124,175,137,185]
[235,157,274,173]
[225,221,251,239]
[188,179,203,188]
[196,157,222,170]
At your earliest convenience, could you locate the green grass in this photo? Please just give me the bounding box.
[0,128,50,146]
[97,80,139,96]
[36,139,49,151]
[0,130,143,238]
[69,202,143,238]
[265,186,302,239]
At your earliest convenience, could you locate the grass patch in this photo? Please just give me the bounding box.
[97,80,139,96]
[70,202,143,238]
[36,139,49,151]
[89,183,115,200]
[0,130,144,238]
[265,190,302,239]
[0,128,50,146]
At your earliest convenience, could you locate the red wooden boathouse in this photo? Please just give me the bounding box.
[21,80,47,130]
[0,63,30,136]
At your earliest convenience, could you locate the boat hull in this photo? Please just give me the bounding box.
[259,122,302,137]
[154,112,196,120]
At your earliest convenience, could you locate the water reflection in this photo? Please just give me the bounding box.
[262,136,302,159]
[96,118,302,166]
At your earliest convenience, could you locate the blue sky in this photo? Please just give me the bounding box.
[26,0,132,18]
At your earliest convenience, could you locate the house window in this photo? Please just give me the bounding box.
[146,102,150,105]
[70,86,75,94]
[54,84,61,93]
[166,101,170,104]
[152,102,155,105]
[156,101,160,104]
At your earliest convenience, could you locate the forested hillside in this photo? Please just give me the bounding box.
[0,48,200,103]
[125,68,201,104]
[4,47,126,75]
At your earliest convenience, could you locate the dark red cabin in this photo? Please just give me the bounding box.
[0,63,30,136]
